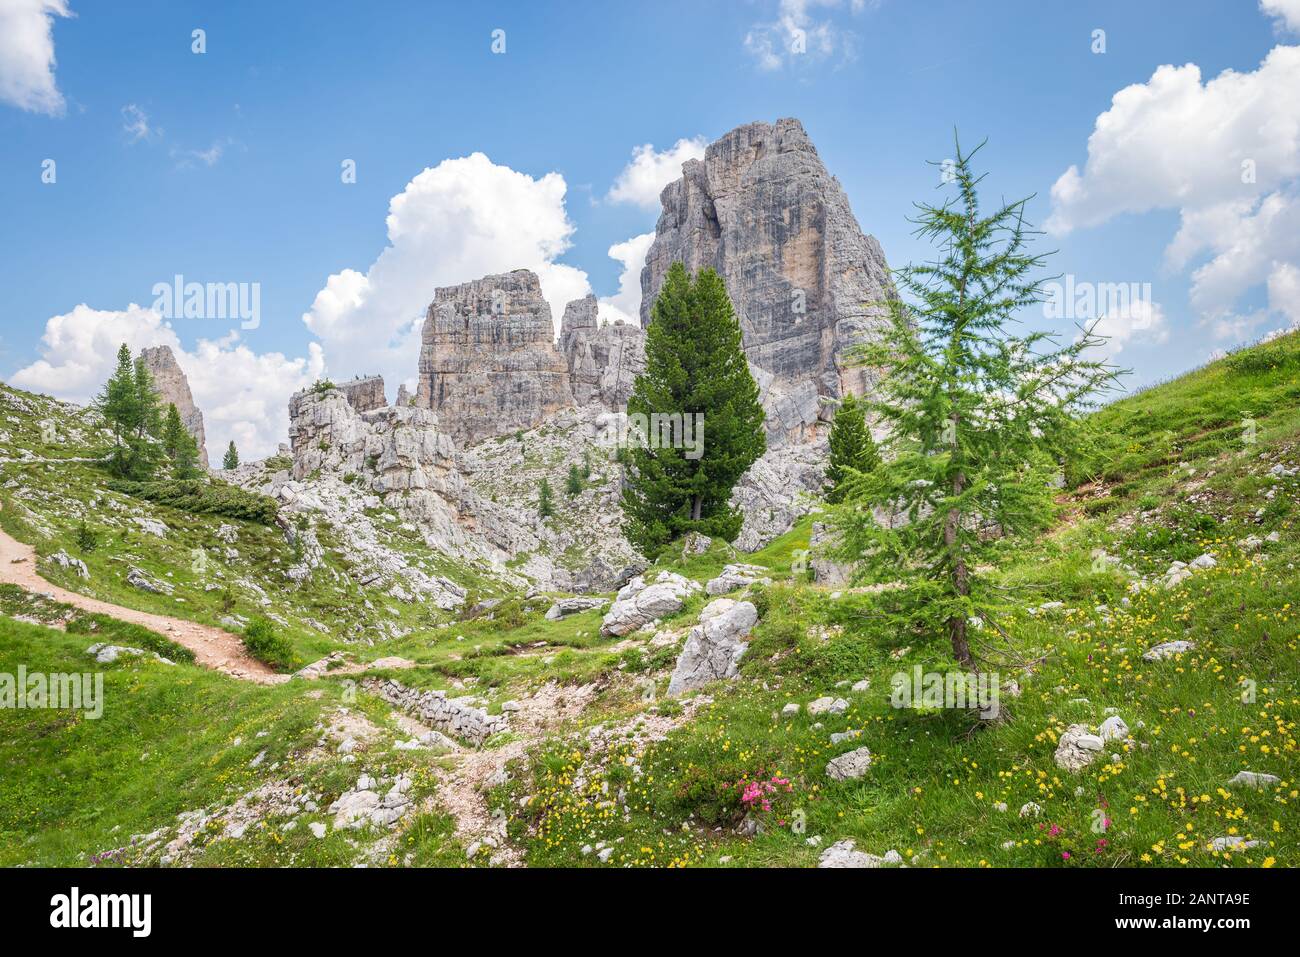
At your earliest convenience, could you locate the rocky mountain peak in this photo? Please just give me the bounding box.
[640,117,895,444]
[141,344,209,467]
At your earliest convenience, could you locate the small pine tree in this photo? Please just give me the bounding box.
[161,403,202,480]
[832,138,1118,670]
[565,464,583,497]
[172,429,202,480]
[581,450,592,480]
[538,478,554,519]
[621,263,766,556]
[74,520,98,553]
[223,441,240,470]
[162,403,186,459]
[825,392,880,503]
[95,343,163,479]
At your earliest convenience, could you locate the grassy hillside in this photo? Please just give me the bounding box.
[0,333,1296,867]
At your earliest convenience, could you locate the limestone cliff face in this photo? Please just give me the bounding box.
[414,270,575,448]
[559,295,646,410]
[639,118,895,442]
[337,375,386,413]
[141,345,209,467]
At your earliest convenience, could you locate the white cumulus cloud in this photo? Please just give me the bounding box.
[1046,46,1300,235]
[1267,260,1300,326]
[302,152,593,393]
[1088,298,1169,359]
[598,231,655,325]
[0,0,71,115]
[1262,0,1300,33]
[9,304,325,459]
[1047,32,1300,346]
[606,138,706,209]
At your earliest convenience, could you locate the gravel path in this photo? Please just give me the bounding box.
[0,525,286,685]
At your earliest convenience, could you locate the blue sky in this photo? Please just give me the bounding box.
[2,0,1298,456]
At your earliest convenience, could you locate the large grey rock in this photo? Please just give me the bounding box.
[600,571,701,637]
[640,118,895,446]
[731,439,829,552]
[49,549,89,579]
[666,598,758,695]
[825,746,873,781]
[126,566,173,595]
[414,269,575,448]
[141,345,209,467]
[809,520,852,586]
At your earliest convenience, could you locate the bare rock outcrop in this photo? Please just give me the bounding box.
[559,294,646,410]
[415,269,575,447]
[140,345,208,467]
[640,118,894,444]
[731,438,828,551]
[288,384,470,550]
[337,375,387,413]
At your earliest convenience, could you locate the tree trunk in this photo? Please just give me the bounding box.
[944,470,974,670]
[690,494,702,522]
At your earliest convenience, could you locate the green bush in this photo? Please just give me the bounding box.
[242,617,297,671]
[106,478,279,525]
[65,613,195,664]
[74,520,98,553]
[1226,343,1297,375]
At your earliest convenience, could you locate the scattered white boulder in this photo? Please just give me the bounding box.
[1054,724,1106,772]
[825,746,873,781]
[1143,640,1194,662]
[1161,562,1191,589]
[817,839,899,868]
[86,643,143,664]
[1098,715,1129,742]
[49,550,89,579]
[126,566,173,595]
[680,532,713,557]
[1209,836,1259,852]
[329,774,412,829]
[1228,770,1280,790]
[544,596,608,620]
[131,517,169,538]
[807,696,849,716]
[705,563,772,596]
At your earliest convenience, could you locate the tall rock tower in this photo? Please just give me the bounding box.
[639,118,895,442]
[414,269,575,448]
[140,345,209,467]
